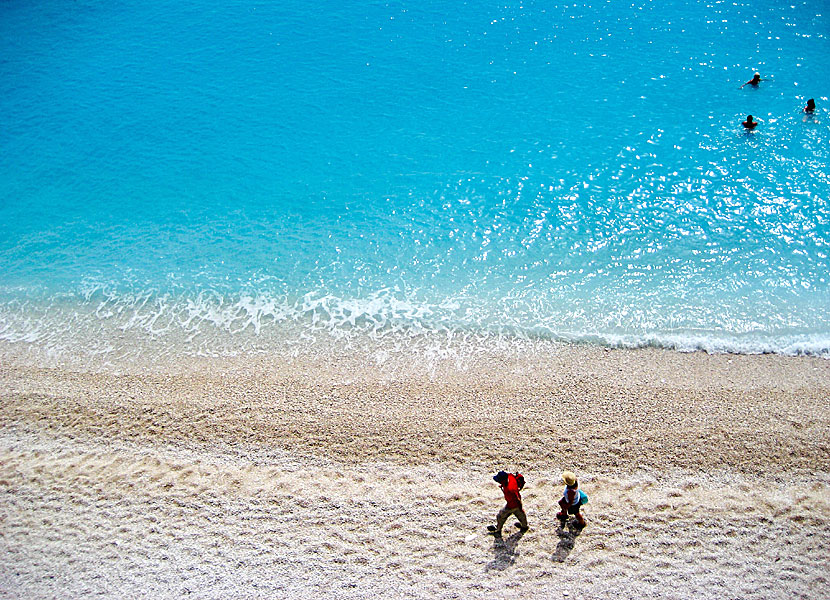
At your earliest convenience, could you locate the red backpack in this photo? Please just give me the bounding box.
[514,472,525,490]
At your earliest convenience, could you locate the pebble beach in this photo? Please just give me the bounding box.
[3,1,830,598]
[2,342,828,599]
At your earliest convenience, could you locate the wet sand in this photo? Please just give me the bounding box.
[2,344,829,598]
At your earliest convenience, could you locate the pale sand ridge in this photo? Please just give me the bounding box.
[1,344,829,598]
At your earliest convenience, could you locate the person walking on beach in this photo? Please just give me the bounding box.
[556,471,586,528]
[487,470,528,536]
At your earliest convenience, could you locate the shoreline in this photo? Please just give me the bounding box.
[2,343,829,598]
[1,309,828,375]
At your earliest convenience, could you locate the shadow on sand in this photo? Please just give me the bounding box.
[552,520,583,562]
[486,528,526,571]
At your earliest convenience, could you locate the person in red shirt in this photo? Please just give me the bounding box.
[487,471,528,536]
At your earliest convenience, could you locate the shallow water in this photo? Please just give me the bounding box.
[1,0,829,365]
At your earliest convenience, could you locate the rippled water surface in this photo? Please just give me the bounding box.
[1,0,829,364]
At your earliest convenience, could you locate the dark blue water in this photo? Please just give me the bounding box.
[2,0,829,364]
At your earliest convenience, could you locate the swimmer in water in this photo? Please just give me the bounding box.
[803,98,817,122]
[740,72,765,88]
[742,115,758,130]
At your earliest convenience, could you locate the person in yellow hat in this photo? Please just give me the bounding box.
[556,471,586,527]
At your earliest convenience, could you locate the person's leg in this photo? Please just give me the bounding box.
[514,507,528,530]
[494,506,512,533]
[568,504,586,526]
[556,498,568,523]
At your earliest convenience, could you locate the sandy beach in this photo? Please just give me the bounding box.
[1,342,829,599]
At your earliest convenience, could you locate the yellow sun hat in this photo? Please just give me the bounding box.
[562,471,577,486]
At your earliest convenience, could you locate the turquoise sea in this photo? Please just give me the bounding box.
[1,0,829,366]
